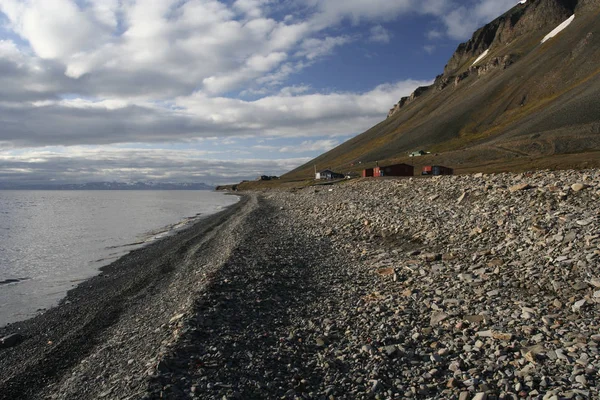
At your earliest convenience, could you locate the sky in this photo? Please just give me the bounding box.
[0,0,520,185]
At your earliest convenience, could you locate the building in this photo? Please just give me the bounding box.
[316,169,345,180]
[373,163,414,177]
[362,168,375,178]
[422,165,454,176]
[409,150,428,157]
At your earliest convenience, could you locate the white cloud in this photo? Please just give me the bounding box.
[426,29,443,40]
[441,0,519,40]
[279,139,339,153]
[369,25,391,43]
[0,0,521,182]
[296,35,352,60]
[0,145,310,184]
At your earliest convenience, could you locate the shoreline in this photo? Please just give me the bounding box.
[1,169,599,399]
[0,191,240,329]
[0,193,252,399]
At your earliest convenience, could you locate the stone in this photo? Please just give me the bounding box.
[589,278,600,288]
[572,299,586,312]
[492,331,513,341]
[169,313,185,324]
[473,393,487,400]
[465,315,485,323]
[509,183,533,192]
[457,192,467,204]
[420,253,442,262]
[430,312,448,326]
[384,345,397,357]
[571,183,589,192]
[376,268,395,276]
[575,375,587,385]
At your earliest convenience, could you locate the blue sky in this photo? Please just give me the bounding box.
[0,0,519,184]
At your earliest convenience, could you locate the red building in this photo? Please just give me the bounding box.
[373,163,414,177]
[362,168,375,177]
[422,165,454,176]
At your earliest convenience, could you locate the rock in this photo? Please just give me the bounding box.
[473,393,487,400]
[384,345,397,357]
[464,315,485,323]
[492,331,513,341]
[588,278,600,288]
[430,312,448,326]
[457,192,467,204]
[509,183,533,192]
[571,183,589,192]
[169,313,185,324]
[572,299,586,312]
[376,267,395,276]
[420,253,442,262]
[0,333,24,349]
[575,375,587,385]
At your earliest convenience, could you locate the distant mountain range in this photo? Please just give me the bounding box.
[0,182,214,190]
[285,0,600,178]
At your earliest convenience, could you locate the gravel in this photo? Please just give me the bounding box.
[1,168,599,399]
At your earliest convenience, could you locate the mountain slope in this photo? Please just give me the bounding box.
[285,0,600,178]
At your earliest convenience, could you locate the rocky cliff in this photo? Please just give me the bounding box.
[387,0,580,118]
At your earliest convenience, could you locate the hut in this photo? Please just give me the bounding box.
[422,165,454,176]
[374,163,414,177]
[316,169,345,180]
[362,168,375,178]
[409,150,427,157]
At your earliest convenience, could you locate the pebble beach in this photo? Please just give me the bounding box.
[1,169,600,399]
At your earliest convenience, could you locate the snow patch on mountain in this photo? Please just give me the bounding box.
[471,49,490,66]
[541,14,575,43]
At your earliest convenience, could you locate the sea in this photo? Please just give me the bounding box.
[0,190,239,327]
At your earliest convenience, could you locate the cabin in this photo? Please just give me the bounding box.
[362,168,375,178]
[374,163,414,177]
[422,165,454,176]
[316,169,345,180]
[409,150,428,157]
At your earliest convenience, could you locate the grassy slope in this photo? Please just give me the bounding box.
[283,6,600,181]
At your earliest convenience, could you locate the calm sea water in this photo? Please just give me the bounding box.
[0,190,238,327]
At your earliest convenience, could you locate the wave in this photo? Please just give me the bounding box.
[0,277,31,286]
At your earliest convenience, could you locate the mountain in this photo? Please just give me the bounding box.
[285,0,600,179]
[0,182,214,190]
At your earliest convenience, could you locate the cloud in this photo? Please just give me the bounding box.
[279,139,339,153]
[0,0,521,182]
[296,35,352,60]
[368,25,392,43]
[423,45,436,54]
[426,29,443,40]
[0,75,431,148]
[0,146,310,184]
[440,0,519,40]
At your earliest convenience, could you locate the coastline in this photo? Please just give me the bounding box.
[0,193,251,399]
[1,169,599,399]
